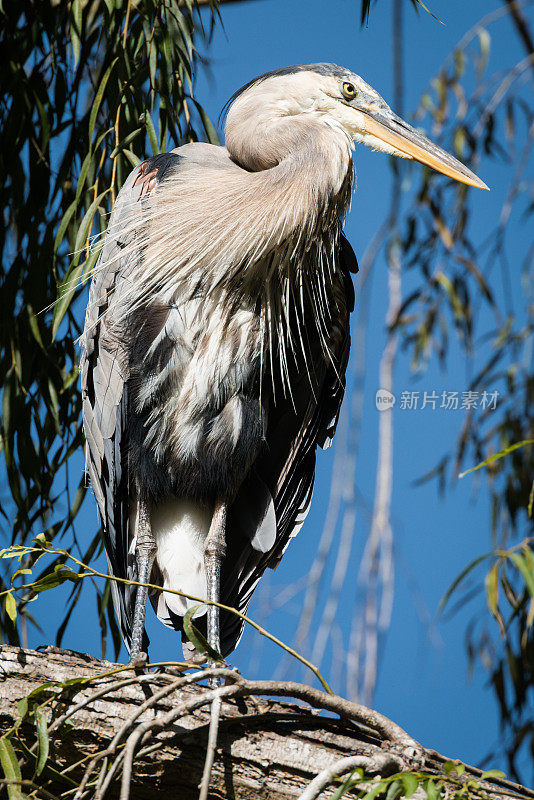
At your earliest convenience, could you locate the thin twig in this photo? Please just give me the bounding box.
[49,675,156,734]
[198,692,223,800]
[6,544,333,693]
[94,669,225,799]
[297,753,402,800]
[116,672,423,800]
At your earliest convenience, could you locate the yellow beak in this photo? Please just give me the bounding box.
[359,108,489,191]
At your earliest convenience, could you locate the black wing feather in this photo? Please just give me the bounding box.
[218,234,356,655]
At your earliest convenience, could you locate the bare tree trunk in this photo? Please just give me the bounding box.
[0,645,532,800]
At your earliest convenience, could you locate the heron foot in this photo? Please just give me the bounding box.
[182,639,208,665]
[127,651,148,669]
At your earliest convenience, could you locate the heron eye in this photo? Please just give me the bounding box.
[341,82,356,100]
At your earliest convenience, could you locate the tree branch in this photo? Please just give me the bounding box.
[1,646,533,800]
[503,1,534,61]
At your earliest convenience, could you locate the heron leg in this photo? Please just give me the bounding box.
[203,499,227,682]
[128,498,156,667]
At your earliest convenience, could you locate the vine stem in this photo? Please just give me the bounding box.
[4,544,333,694]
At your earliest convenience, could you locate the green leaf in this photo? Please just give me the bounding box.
[73,191,108,258]
[89,59,117,143]
[16,738,76,788]
[62,366,80,392]
[144,109,160,155]
[435,272,463,314]
[32,568,79,593]
[35,710,49,776]
[5,593,16,623]
[363,781,387,800]
[0,736,24,800]
[26,683,55,702]
[385,779,401,800]
[480,769,505,780]
[27,305,46,352]
[110,127,143,158]
[459,440,534,479]
[183,605,223,663]
[438,553,492,615]
[329,771,361,800]
[0,548,23,560]
[444,760,465,778]
[411,0,443,23]
[485,562,500,617]
[15,698,28,723]
[123,149,142,168]
[509,551,534,600]
[424,779,438,800]
[75,154,95,205]
[33,533,50,549]
[12,568,31,581]
[71,0,82,68]
[188,97,219,145]
[400,773,420,798]
[54,197,79,256]
[52,192,107,340]
[477,29,491,75]
[66,481,86,526]
[47,379,61,435]
[75,128,110,207]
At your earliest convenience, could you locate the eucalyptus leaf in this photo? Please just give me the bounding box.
[35,709,49,776]
[183,604,223,663]
[509,551,534,600]
[0,737,24,800]
[70,0,82,67]
[5,593,16,623]
[459,440,534,479]
[480,769,505,780]
[400,774,419,798]
[88,59,117,143]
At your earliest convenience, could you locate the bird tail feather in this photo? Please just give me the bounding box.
[149,498,211,626]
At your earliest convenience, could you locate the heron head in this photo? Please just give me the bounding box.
[225,63,488,190]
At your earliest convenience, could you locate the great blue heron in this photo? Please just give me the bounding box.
[81,64,486,667]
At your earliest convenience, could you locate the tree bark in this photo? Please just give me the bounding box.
[0,645,532,800]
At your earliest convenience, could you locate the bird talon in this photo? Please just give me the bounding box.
[154,664,189,676]
[182,639,208,665]
[127,651,149,670]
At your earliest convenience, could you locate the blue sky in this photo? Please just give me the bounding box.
[26,0,532,776]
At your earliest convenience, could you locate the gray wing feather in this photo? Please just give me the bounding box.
[81,165,146,652]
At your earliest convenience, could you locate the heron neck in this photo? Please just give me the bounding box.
[133,131,353,313]
[226,115,353,207]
